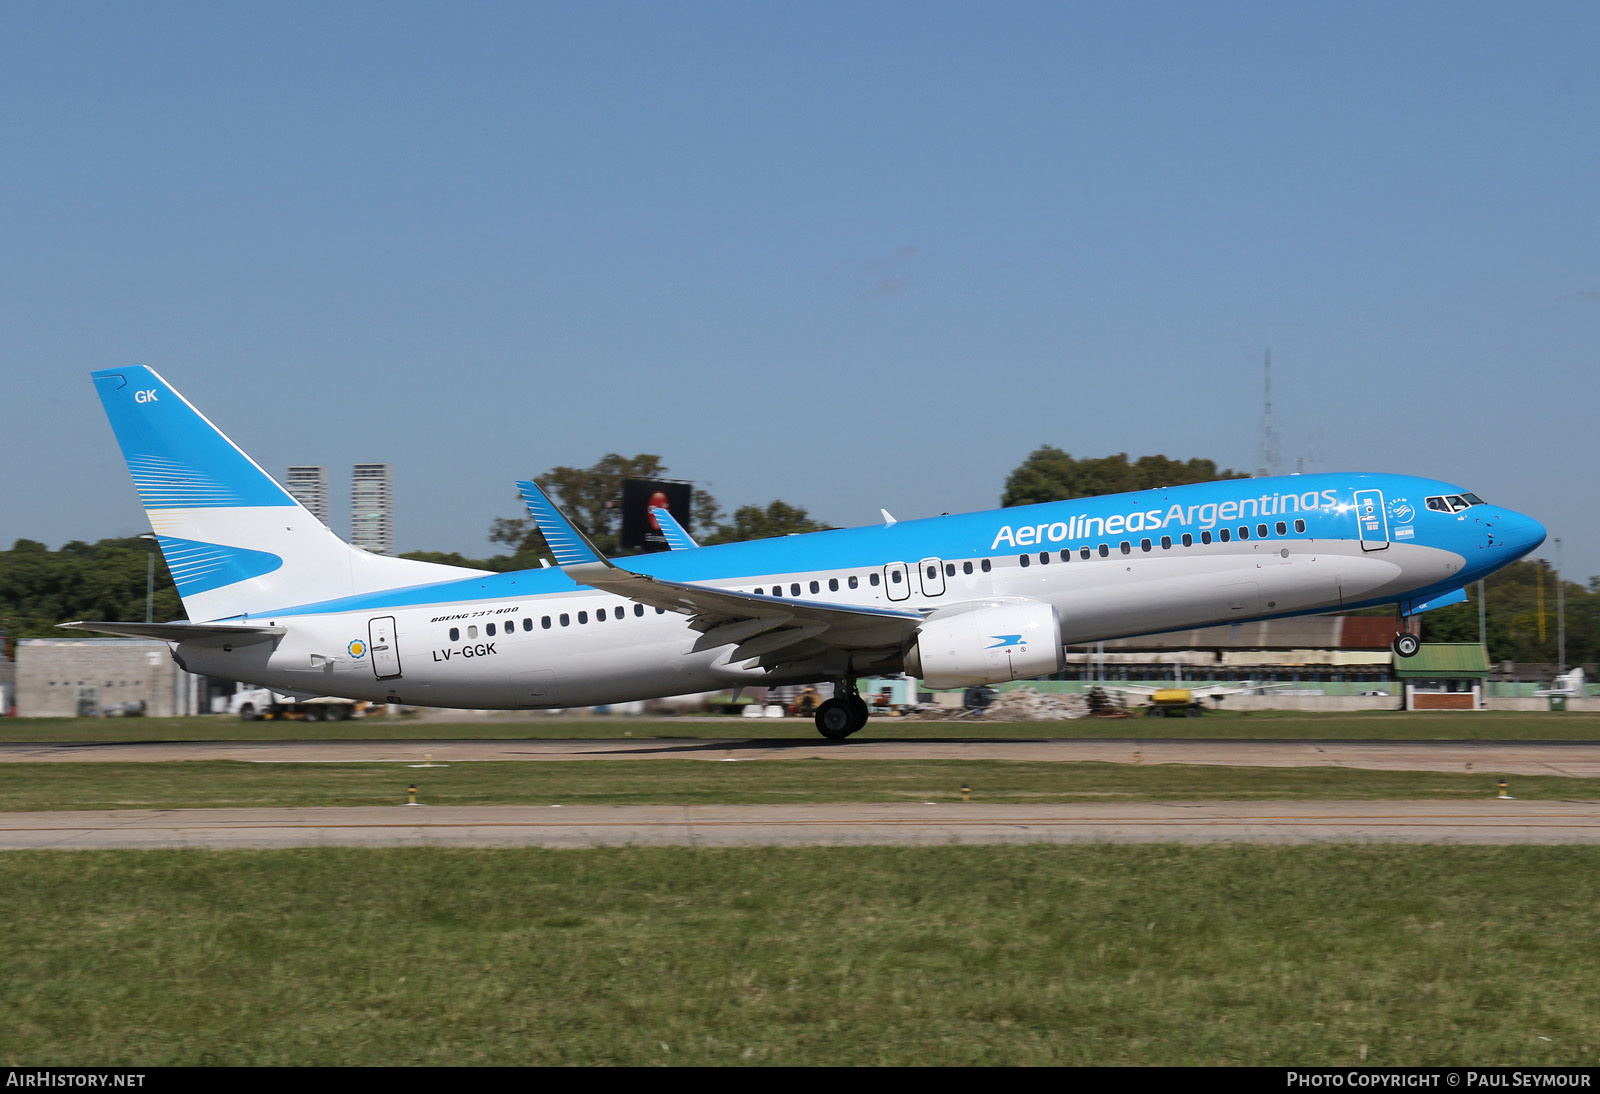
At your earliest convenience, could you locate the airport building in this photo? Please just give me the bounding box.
[15,638,209,717]
[350,463,394,555]
[285,465,330,526]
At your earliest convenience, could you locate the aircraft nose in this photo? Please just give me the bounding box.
[1497,508,1546,559]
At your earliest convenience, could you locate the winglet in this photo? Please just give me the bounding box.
[650,504,700,550]
[516,481,605,566]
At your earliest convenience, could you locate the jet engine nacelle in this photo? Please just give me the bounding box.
[903,598,1065,689]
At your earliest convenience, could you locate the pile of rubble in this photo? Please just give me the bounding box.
[980,686,1092,721]
[901,686,1097,721]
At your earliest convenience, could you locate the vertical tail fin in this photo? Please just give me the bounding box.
[92,367,486,621]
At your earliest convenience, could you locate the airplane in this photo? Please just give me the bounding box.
[65,366,1547,739]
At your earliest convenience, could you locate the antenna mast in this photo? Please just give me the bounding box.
[1258,349,1277,477]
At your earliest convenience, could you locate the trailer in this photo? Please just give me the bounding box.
[228,686,362,722]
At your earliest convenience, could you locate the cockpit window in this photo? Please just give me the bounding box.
[1426,494,1484,513]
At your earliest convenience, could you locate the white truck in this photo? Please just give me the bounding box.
[228,686,362,722]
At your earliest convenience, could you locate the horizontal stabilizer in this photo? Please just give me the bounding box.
[58,621,285,646]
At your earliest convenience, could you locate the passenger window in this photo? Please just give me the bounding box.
[829,578,839,591]
[870,573,881,585]
[1059,550,1070,562]
[1237,526,1248,540]
[1120,541,1131,555]
[1161,536,1172,549]
[523,618,533,631]
[1140,539,1152,552]
[962,562,972,575]
[1080,546,1091,559]
[578,611,588,624]
[1275,522,1286,536]
[810,580,820,594]
[1219,529,1231,542]
[596,609,606,622]
[449,627,459,642]
[1201,531,1212,544]
[980,560,991,573]
[542,617,551,629]
[1181,534,1192,547]
[849,575,860,588]
[1098,544,1109,557]
[1257,524,1268,538]
[1294,519,1305,533]
[791,583,802,596]
[1039,552,1049,564]
[1019,554,1030,567]
[634,604,644,616]
[468,625,478,639]
[945,563,955,577]
[656,607,665,614]
[889,572,901,585]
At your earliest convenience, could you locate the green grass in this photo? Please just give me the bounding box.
[4,844,1600,1065]
[3,709,1599,743]
[0,758,1591,812]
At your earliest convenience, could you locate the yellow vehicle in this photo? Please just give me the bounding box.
[1146,689,1204,718]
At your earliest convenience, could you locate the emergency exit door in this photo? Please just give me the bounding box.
[368,616,403,679]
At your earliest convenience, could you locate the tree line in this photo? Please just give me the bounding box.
[4,448,1593,670]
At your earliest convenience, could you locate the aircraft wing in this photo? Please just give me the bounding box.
[564,559,922,655]
[517,481,603,566]
[58,621,286,646]
[529,484,919,668]
[649,504,699,550]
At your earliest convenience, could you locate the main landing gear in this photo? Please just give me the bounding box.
[815,681,869,740]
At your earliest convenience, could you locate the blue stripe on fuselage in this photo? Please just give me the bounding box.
[237,472,1504,620]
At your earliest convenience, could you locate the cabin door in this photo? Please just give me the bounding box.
[368,616,403,679]
[918,558,947,597]
[1353,489,1389,552]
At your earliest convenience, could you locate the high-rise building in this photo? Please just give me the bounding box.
[351,463,394,555]
[285,466,329,526]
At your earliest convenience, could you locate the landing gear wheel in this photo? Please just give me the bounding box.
[1393,633,1421,658]
[815,696,870,740]
[815,698,855,740]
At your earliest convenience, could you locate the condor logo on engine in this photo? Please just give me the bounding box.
[986,635,1024,649]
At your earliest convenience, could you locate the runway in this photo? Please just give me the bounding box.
[4,800,1600,850]
[6,736,1600,777]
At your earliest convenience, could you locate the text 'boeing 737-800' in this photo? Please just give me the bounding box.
[65,367,1546,738]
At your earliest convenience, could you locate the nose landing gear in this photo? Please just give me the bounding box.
[1393,632,1420,658]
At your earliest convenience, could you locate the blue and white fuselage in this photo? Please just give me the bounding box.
[70,367,1546,738]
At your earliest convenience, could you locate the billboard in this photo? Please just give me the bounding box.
[619,479,693,553]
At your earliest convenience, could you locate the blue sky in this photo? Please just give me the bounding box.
[4,2,1597,579]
